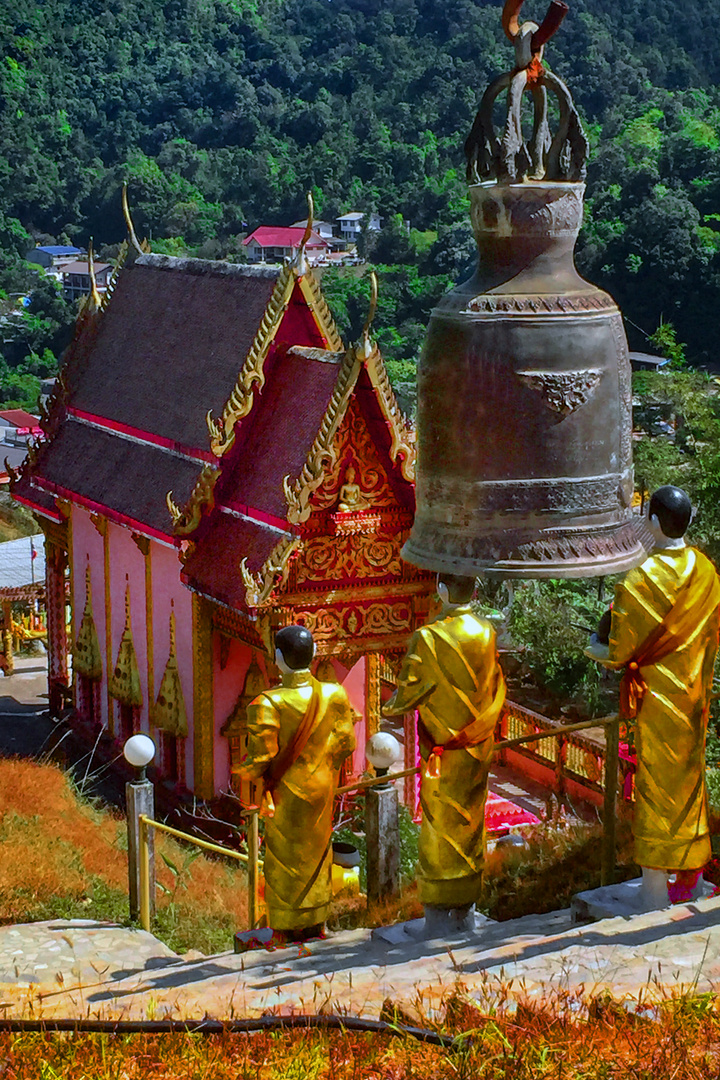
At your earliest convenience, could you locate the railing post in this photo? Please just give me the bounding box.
[139,815,152,932]
[366,780,400,905]
[601,716,620,887]
[247,810,259,929]
[126,779,155,922]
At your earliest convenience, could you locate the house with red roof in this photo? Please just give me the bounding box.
[11,224,432,811]
[243,226,330,265]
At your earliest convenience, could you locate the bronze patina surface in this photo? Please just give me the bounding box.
[404,0,645,578]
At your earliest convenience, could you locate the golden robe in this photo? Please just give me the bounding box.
[382,606,506,907]
[605,547,720,870]
[239,671,356,931]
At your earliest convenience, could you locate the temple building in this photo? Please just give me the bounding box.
[11,217,434,804]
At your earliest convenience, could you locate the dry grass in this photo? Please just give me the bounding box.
[0,758,247,953]
[1,992,720,1077]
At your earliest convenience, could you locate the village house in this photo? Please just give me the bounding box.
[11,220,434,808]
[337,212,382,243]
[25,245,84,274]
[61,259,112,303]
[243,226,330,265]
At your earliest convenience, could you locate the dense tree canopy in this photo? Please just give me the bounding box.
[2,0,720,407]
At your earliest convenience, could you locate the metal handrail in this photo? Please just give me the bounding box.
[336,714,621,887]
[138,811,262,933]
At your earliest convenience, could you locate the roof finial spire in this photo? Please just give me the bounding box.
[122,182,146,256]
[360,270,378,358]
[295,191,315,274]
[87,238,102,312]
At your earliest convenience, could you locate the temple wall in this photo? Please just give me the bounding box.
[150,541,194,791]
[212,636,262,795]
[70,507,195,789]
[70,507,109,728]
[340,656,368,776]
[108,523,148,729]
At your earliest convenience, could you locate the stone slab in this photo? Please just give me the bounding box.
[2,899,720,1022]
[572,877,716,922]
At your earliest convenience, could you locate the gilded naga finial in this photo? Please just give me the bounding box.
[359,270,378,359]
[295,191,315,274]
[122,182,146,256]
[465,0,588,184]
[87,238,103,312]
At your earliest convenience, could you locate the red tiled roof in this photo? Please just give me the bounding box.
[243,227,328,249]
[182,513,287,608]
[11,474,62,521]
[33,419,201,538]
[0,410,41,429]
[70,256,281,451]
[219,347,343,521]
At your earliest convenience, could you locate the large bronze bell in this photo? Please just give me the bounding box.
[403,0,646,579]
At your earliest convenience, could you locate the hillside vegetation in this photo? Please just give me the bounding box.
[2,0,720,409]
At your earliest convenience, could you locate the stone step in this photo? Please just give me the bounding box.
[5,896,720,1021]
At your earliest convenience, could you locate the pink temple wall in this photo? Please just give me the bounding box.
[70,508,109,727]
[107,523,148,732]
[340,657,367,776]
[149,541,194,791]
[70,507,194,789]
[213,637,274,796]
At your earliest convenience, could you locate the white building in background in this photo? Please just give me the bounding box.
[337,212,382,242]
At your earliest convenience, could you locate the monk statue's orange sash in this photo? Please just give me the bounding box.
[620,556,720,720]
[420,667,506,780]
[259,678,322,817]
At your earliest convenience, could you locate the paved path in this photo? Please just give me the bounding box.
[0,897,719,1020]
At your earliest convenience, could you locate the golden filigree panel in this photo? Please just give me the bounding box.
[310,397,397,512]
[296,533,403,584]
[294,599,413,646]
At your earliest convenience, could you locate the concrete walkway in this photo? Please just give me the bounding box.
[1,896,719,1020]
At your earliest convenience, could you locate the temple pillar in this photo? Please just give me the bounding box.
[43,527,69,716]
[365,652,381,740]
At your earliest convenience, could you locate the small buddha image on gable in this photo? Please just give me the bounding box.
[336,465,370,514]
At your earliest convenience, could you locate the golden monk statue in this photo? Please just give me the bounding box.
[337,466,369,513]
[238,625,356,940]
[382,573,506,936]
[587,486,720,910]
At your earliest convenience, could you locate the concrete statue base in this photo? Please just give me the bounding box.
[572,875,715,923]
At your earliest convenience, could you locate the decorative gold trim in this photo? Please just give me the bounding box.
[108,585,143,707]
[100,239,129,313]
[283,347,361,524]
[364,347,416,483]
[90,513,107,538]
[166,463,221,536]
[206,264,296,456]
[297,272,343,352]
[240,535,302,608]
[206,212,344,458]
[192,593,214,799]
[73,561,102,681]
[280,578,432,607]
[122,182,150,257]
[365,652,381,739]
[154,611,188,737]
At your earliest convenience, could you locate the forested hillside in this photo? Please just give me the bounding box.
[2,0,720,407]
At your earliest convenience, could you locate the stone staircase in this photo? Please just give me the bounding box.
[4,895,720,1021]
